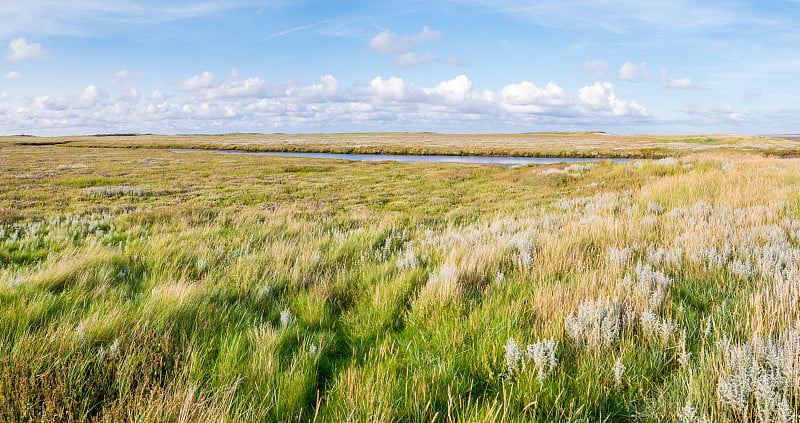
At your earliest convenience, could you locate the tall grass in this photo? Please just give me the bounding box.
[1,145,799,421]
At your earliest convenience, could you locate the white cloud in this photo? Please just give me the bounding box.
[579,59,608,77]
[469,1,779,35]
[7,38,48,62]
[34,96,68,111]
[111,69,128,84]
[578,82,647,116]
[396,52,438,68]
[617,62,637,81]
[201,77,269,100]
[281,75,338,103]
[444,56,469,67]
[368,26,442,67]
[366,76,424,102]
[1,72,653,135]
[662,71,705,89]
[368,26,442,55]
[149,89,166,103]
[427,75,473,105]
[76,85,107,108]
[120,86,140,104]
[0,2,259,38]
[179,71,216,91]
[3,71,21,80]
[499,81,571,112]
[713,104,745,122]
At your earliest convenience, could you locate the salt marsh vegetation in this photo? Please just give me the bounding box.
[1,143,800,421]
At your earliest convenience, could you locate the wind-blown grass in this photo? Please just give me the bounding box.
[1,143,799,421]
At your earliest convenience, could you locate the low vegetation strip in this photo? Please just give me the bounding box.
[3,132,800,159]
[1,143,799,421]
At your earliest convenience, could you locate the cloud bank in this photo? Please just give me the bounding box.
[0,71,649,135]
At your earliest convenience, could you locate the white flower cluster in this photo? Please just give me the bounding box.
[280,309,295,328]
[56,163,90,170]
[417,264,461,305]
[98,339,121,361]
[716,329,799,423]
[607,246,634,269]
[677,399,710,423]
[564,163,594,173]
[689,245,731,271]
[504,337,559,384]
[645,245,683,269]
[639,309,677,344]
[396,245,419,270]
[565,297,628,349]
[727,258,757,279]
[417,215,547,273]
[1,214,121,253]
[613,357,626,389]
[616,265,673,312]
[84,185,152,198]
[647,201,664,215]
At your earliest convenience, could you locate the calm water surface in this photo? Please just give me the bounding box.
[172,150,634,168]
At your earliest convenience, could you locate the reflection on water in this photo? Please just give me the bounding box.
[171,150,633,168]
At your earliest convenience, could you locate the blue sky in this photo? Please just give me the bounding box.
[1,0,799,135]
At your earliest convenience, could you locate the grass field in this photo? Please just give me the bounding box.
[3,132,800,159]
[1,136,799,422]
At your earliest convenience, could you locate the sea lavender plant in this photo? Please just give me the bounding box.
[607,246,634,269]
[280,309,295,328]
[565,298,625,349]
[716,329,800,422]
[613,356,625,389]
[504,337,558,384]
[647,201,664,215]
[396,246,419,270]
[505,337,524,375]
[526,338,558,384]
[677,399,710,423]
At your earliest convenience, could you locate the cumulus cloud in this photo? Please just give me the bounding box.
[281,75,338,103]
[579,59,608,77]
[427,75,474,105]
[149,89,166,103]
[617,62,637,81]
[119,86,140,104]
[202,77,269,100]
[662,71,705,89]
[499,81,571,113]
[368,26,443,68]
[2,72,651,135]
[179,71,216,91]
[578,82,647,116]
[7,37,48,62]
[3,71,20,80]
[76,85,107,108]
[365,76,424,102]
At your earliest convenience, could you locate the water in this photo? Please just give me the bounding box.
[171,149,634,168]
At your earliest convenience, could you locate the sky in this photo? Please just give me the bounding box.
[1,0,799,135]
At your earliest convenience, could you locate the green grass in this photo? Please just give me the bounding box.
[1,143,799,422]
